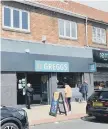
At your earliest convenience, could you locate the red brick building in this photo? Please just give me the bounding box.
[1,0,108,106]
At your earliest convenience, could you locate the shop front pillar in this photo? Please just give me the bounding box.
[83,73,94,97]
[1,72,17,106]
[49,73,57,104]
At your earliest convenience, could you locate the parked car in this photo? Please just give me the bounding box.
[86,88,108,120]
[0,106,29,129]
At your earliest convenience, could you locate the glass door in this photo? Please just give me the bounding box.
[17,73,27,105]
[41,74,49,104]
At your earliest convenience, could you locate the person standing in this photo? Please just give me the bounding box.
[26,83,34,109]
[64,83,72,114]
[80,81,88,102]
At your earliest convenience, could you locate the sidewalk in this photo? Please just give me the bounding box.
[23,102,87,126]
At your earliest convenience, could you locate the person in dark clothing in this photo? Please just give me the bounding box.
[80,81,88,101]
[26,83,34,109]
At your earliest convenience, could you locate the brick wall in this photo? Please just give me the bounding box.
[1,1,86,47]
[1,1,108,49]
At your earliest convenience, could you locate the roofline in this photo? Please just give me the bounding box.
[88,18,108,26]
[5,0,108,25]
[12,0,87,19]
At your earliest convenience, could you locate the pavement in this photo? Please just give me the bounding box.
[23,102,87,126]
[30,117,108,129]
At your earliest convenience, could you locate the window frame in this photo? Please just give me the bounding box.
[92,26,106,45]
[58,19,65,37]
[65,20,71,38]
[58,19,78,40]
[2,6,30,32]
[13,8,20,29]
[2,6,12,29]
[71,21,77,39]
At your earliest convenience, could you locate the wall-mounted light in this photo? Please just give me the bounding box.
[42,35,46,43]
[25,49,30,53]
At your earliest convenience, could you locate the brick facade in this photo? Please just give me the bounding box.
[0,1,108,49]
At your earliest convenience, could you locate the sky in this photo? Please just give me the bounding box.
[72,0,108,12]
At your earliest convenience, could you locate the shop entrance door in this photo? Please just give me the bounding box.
[17,72,49,105]
[41,75,49,104]
[27,73,49,105]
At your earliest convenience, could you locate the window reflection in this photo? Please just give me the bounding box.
[57,73,82,88]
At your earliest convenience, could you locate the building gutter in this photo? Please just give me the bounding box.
[12,0,86,19]
[85,17,89,47]
[12,0,108,25]
[88,18,108,26]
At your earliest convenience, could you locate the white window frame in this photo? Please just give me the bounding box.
[58,19,77,40]
[92,26,106,45]
[13,8,20,29]
[2,6,12,29]
[2,6,30,32]
[58,19,65,37]
[71,21,77,39]
[64,20,71,38]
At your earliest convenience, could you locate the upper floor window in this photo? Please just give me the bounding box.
[92,26,106,44]
[3,6,30,32]
[58,19,77,40]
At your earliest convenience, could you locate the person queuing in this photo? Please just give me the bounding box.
[80,81,88,102]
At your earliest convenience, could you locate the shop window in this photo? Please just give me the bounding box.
[94,71,108,89]
[94,81,108,90]
[17,73,26,105]
[57,73,82,88]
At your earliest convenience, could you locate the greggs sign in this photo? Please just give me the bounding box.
[35,60,69,72]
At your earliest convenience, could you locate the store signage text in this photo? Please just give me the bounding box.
[35,60,69,72]
[100,52,108,61]
[93,50,108,63]
[89,63,96,72]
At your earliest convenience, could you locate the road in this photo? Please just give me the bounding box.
[30,117,108,129]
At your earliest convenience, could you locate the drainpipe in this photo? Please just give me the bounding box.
[85,17,89,47]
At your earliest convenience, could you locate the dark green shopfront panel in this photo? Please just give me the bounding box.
[1,51,93,72]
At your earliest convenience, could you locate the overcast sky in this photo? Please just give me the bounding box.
[72,0,108,12]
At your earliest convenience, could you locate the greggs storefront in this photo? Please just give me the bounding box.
[1,38,95,106]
